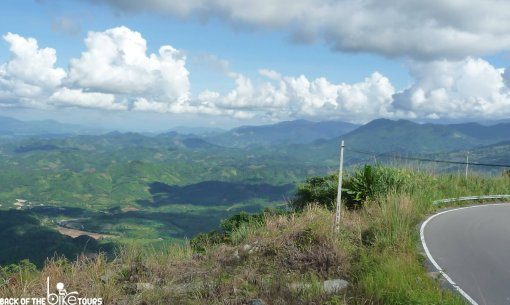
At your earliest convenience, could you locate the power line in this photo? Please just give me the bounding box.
[345,147,510,168]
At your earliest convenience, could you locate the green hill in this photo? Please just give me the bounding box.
[284,119,510,165]
[207,119,359,147]
[343,119,483,153]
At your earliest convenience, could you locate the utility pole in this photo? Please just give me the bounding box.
[465,151,470,178]
[335,140,345,233]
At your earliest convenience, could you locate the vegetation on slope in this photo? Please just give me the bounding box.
[1,166,508,304]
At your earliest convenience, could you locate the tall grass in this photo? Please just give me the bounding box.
[346,169,509,304]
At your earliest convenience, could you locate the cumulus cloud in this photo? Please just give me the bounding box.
[3,26,510,123]
[196,70,395,122]
[49,88,126,110]
[393,58,510,120]
[0,27,192,112]
[67,26,190,103]
[504,67,510,88]
[79,0,510,59]
[195,59,510,122]
[0,32,66,107]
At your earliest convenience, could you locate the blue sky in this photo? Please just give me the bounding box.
[1,0,510,131]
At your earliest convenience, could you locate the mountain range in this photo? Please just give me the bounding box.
[0,116,103,136]
[339,119,510,154]
[205,119,359,147]
[2,115,510,160]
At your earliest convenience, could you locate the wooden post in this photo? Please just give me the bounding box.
[465,152,469,178]
[335,140,345,233]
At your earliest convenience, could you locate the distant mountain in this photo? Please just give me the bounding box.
[431,140,510,174]
[340,119,479,154]
[169,126,226,136]
[283,119,510,166]
[44,130,220,151]
[207,119,359,147]
[0,116,102,136]
[448,122,510,140]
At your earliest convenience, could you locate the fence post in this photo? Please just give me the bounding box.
[465,152,469,178]
[335,140,345,233]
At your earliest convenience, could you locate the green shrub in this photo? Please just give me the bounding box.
[190,210,273,251]
[220,211,265,234]
[0,259,38,286]
[290,175,338,211]
[190,230,227,252]
[343,164,410,208]
[291,165,412,210]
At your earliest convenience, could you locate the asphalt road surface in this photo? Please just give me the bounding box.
[421,203,510,305]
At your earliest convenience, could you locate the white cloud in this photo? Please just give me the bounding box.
[197,70,395,122]
[503,67,510,88]
[80,0,510,59]
[393,58,510,120]
[196,59,510,122]
[0,27,193,112]
[49,88,126,110]
[3,27,510,123]
[67,26,190,103]
[0,33,66,107]
[258,69,281,80]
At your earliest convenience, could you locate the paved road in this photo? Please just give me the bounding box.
[421,203,510,305]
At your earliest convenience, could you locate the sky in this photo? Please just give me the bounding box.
[1,0,510,131]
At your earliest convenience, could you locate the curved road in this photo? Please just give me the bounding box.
[421,203,510,305]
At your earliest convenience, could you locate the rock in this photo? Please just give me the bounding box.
[323,279,349,294]
[136,282,155,291]
[248,299,266,305]
[239,244,259,255]
[289,279,349,294]
[242,244,252,252]
[288,282,312,291]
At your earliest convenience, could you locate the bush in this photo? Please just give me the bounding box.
[343,164,410,208]
[190,210,277,251]
[0,259,37,285]
[190,230,228,253]
[220,211,265,235]
[290,175,339,211]
[291,165,412,211]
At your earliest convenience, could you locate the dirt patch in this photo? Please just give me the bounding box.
[56,226,114,240]
[121,206,140,212]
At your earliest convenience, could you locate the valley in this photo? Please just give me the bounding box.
[1,116,509,266]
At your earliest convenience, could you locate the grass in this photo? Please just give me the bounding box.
[0,168,509,304]
[346,169,509,305]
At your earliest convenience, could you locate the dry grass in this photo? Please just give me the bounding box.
[0,207,350,305]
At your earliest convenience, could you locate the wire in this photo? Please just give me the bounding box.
[345,147,510,168]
